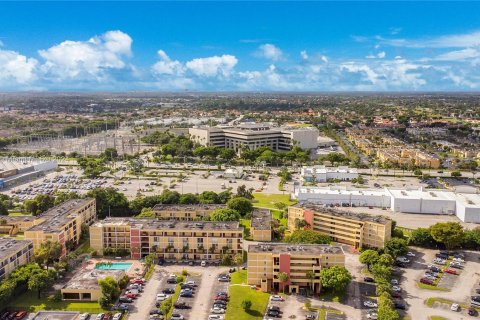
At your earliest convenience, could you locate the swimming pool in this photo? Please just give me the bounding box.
[94,262,133,271]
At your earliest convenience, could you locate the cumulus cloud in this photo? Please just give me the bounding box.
[366,51,386,59]
[152,50,185,75]
[300,50,309,60]
[0,49,38,84]
[434,48,480,61]
[38,30,133,81]
[185,54,238,77]
[256,44,283,61]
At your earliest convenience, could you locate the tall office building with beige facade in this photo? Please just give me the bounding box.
[288,204,391,249]
[152,204,225,220]
[0,238,34,280]
[247,243,345,294]
[90,218,243,261]
[24,198,96,256]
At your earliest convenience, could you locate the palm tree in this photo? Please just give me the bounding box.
[306,270,315,293]
[278,272,289,293]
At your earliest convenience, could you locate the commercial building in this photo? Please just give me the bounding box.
[152,204,225,220]
[301,166,359,183]
[189,123,319,154]
[288,204,391,249]
[0,238,34,280]
[247,243,345,294]
[90,218,243,261]
[24,198,96,256]
[293,186,480,223]
[0,157,58,189]
[61,269,125,301]
[224,167,244,179]
[250,209,272,241]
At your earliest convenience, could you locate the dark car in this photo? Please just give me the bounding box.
[163,288,175,294]
[471,296,480,302]
[180,292,193,298]
[435,253,448,259]
[394,302,406,310]
[113,304,130,311]
[181,284,194,290]
[420,278,433,285]
[268,306,281,312]
[119,296,133,303]
[149,309,163,315]
[267,310,281,317]
[174,302,190,309]
[429,266,441,272]
[167,278,177,284]
[214,299,227,305]
[103,314,113,320]
[391,292,402,298]
[476,288,480,294]
[468,308,477,316]
[364,277,374,283]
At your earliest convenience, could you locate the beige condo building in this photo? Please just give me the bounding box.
[288,204,391,249]
[0,238,34,280]
[247,243,345,294]
[152,204,225,220]
[250,209,272,241]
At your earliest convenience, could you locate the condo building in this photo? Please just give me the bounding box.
[90,218,243,261]
[250,209,272,241]
[247,243,345,294]
[288,204,391,249]
[24,198,96,256]
[152,204,225,220]
[189,123,318,153]
[0,238,34,280]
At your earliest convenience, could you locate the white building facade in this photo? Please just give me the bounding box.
[301,166,359,183]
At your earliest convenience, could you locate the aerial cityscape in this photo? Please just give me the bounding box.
[0,2,480,320]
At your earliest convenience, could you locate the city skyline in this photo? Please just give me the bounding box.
[1,1,480,91]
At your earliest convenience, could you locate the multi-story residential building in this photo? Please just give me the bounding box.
[250,209,272,241]
[189,123,318,154]
[301,166,358,183]
[247,243,345,293]
[24,198,96,257]
[288,204,391,249]
[90,218,243,261]
[0,238,34,279]
[152,204,225,220]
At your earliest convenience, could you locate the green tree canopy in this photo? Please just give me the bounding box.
[319,266,352,293]
[208,208,241,221]
[384,238,408,258]
[227,197,253,217]
[408,228,438,248]
[286,230,331,244]
[359,250,379,269]
[34,240,62,268]
[430,222,464,250]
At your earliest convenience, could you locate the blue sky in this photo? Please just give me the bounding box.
[1,1,480,91]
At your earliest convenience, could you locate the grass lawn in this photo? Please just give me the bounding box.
[8,212,32,217]
[417,282,449,292]
[271,210,287,227]
[9,291,107,313]
[240,219,252,240]
[225,271,270,320]
[252,193,296,210]
[429,317,447,320]
[318,289,346,303]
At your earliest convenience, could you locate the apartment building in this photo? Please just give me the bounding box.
[152,204,225,220]
[189,123,318,153]
[250,209,272,241]
[90,218,243,261]
[0,238,34,280]
[247,243,345,294]
[288,204,392,249]
[24,198,96,257]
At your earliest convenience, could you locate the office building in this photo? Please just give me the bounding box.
[247,243,345,294]
[288,204,391,249]
[90,218,243,261]
[0,238,34,279]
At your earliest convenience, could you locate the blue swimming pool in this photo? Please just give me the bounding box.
[94,262,133,271]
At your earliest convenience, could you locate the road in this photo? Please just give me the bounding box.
[127,268,167,320]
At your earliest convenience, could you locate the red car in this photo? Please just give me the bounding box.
[15,311,27,320]
[444,268,458,275]
[215,295,228,301]
[131,278,145,285]
[126,293,138,299]
[420,277,433,285]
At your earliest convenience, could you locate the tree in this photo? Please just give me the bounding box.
[384,238,408,258]
[86,187,130,218]
[137,207,156,218]
[0,201,8,216]
[451,170,462,177]
[54,191,80,206]
[462,228,480,249]
[319,266,352,293]
[371,264,391,280]
[236,185,253,200]
[278,272,289,293]
[209,208,240,221]
[294,218,309,230]
[34,240,62,268]
[359,250,379,270]
[98,276,121,306]
[430,222,464,250]
[198,191,219,204]
[179,193,200,204]
[28,270,55,298]
[286,230,331,244]
[233,253,243,268]
[377,254,394,267]
[241,299,252,311]
[24,199,39,215]
[306,270,316,292]
[408,228,438,248]
[227,197,253,217]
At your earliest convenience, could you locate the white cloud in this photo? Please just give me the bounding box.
[300,50,309,60]
[379,30,480,48]
[434,48,480,61]
[152,50,185,75]
[256,44,283,61]
[320,55,329,63]
[366,51,386,59]
[185,54,238,77]
[38,30,133,80]
[0,49,38,84]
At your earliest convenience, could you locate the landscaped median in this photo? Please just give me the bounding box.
[225,270,270,320]
[304,306,344,320]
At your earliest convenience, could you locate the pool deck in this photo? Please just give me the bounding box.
[85,258,144,278]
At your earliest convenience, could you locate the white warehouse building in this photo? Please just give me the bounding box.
[293,186,480,223]
[301,166,359,183]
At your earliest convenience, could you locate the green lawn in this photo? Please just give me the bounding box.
[252,193,296,210]
[429,317,447,320]
[8,212,32,217]
[225,271,270,320]
[9,291,107,313]
[240,219,252,240]
[271,210,287,227]
[417,282,449,292]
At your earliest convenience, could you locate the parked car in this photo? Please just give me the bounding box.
[394,302,406,310]
[390,279,398,285]
[391,291,402,298]
[149,309,162,315]
[267,309,281,317]
[451,303,459,311]
[119,296,133,303]
[201,260,207,267]
[180,291,193,298]
[95,314,105,320]
[444,268,458,275]
[364,277,374,283]
[162,288,175,294]
[79,314,90,320]
[210,307,226,314]
[468,307,477,316]
[167,277,177,284]
[208,316,224,320]
[391,286,401,292]
[427,265,441,272]
[420,277,433,285]
[170,314,184,320]
[406,251,416,257]
[185,280,196,287]
[112,314,122,320]
[363,301,378,308]
[471,296,480,302]
[270,295,284,301]
[366,312,378,320]
[218,275,230,282]
[174,302,189,309]
[13,312,27,320]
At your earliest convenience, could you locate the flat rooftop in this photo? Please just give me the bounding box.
[388,189,456,201]
[297,187,387,197]
[293,203,391,225]
[249,243,345,255]
[0,157,47,171]
[152,204,225,212]
[454,193,480,208]
[303,166,358,174]
[63,269,124,290]
[251,209,272,230]
[0,238,32,256]
[29,198,94,232]
[92,217,243,232]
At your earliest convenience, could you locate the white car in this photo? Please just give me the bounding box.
[208,316,224,320]
[185,280,196,286]
[406,252,416,257]
[156,293,167,302]
[451,303,459,311]
[210,307,226,314]
[453,258,465,263]
[113,313,122,320]
[433,258,446,265]
[392,286,401,292]
[270,295,284,301]
[396,257,410,263]
[201,260,207,267]
[363,301,378,308]
[95,314,104,320]
[80,314,90,320]
[367,312,378,320]
[390,279,398,285]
